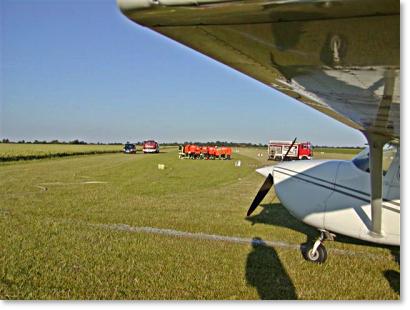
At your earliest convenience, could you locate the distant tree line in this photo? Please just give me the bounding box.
[0,138,363,149]
[0,139,266,147]
[0,138,122,145]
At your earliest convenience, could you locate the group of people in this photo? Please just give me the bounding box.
[178,144,232,160]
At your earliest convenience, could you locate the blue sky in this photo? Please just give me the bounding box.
[0,0,367,146]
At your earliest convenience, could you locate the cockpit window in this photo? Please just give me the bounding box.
[382,144,398,174]
[352,148,370,173]
[352,144,398,175]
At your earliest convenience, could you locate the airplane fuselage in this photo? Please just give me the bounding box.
[256,145,400,246]
[269,147,400,246]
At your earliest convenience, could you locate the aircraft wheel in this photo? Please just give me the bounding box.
[303,244,327,264]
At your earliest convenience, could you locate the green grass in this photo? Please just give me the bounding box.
[0,148,399,299]
[0,143,122,162]
[313,147,363,160]
[235,146,362,162]
[314,147,364,154]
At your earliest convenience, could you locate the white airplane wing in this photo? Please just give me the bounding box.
[256,166,275,178]
[118,0,400,141]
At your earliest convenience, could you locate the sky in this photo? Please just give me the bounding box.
[0,0,368,146]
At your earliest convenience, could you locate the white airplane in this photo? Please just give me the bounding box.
[117,0,400,263]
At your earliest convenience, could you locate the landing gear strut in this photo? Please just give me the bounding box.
[302,229,335,264]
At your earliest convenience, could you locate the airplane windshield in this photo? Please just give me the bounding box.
[352,147,370,173]
[352,144,398,175]
[382,144,398,174]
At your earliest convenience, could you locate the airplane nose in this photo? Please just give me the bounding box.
[273,160,341,228]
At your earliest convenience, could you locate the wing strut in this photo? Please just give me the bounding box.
[367,134,389,236]
[366,69,396,236]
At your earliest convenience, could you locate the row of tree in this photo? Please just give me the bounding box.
[0,138,122,145]
[0,138,265,147]
[1,138,363,149]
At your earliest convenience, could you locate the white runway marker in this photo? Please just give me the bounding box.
[91,223,392,260]
[39,181,107,185]
[96,223,299,249]
[34,185,48,191]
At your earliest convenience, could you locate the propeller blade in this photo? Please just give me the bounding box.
[282,137,297,162]
[247,173,274,216]
[247,137,296,216]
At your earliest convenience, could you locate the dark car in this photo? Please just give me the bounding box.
[123,143,137,154]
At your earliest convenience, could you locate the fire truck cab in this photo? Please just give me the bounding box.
[268,140,312,161]
[143,140,160,153]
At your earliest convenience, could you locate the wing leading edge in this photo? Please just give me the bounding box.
[118,0,400,141]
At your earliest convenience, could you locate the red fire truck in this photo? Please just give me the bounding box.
[268,140,313,160]
[143,140,160,153]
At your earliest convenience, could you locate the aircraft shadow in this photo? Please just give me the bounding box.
[245,237,297,300]
[384,270,400,295]
[247,203,400,298]
[246,203,317,243]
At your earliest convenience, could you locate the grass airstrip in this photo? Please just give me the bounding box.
[0,145,400,299]
[0,143,121,162]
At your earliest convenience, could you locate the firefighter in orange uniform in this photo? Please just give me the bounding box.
[208,146,215,159]
[226,147,232,160]
[201,146,209,159]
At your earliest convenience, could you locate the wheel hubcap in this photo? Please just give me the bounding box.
[308,249,319,261]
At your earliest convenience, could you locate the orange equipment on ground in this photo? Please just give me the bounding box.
[195,145,201,157]
[189,144,197,158]
[201,146,209,159]
[226,147,232,159]
[219,146,227,158]
[208,146,215,159]
[214,147,220,159]
[219,146,232,159]
[178,144,232,160]
[184,144,190,154]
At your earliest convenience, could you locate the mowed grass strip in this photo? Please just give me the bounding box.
[0,148,399,299]
[0,143,123,162]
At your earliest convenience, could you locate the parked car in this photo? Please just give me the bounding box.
[123,143,137,154]
[143,140,159,153]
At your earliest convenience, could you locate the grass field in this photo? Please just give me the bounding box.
[235,146,362,163]
[0,147,399,299]
[0,143,122,161]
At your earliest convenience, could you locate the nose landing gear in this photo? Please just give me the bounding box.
[302,229,335,264]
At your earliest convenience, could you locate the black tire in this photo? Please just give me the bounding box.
[302,244,327,264]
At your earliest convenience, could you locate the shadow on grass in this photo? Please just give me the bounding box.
[384,270,400,295]
[246,203,400,298]
[245,237,296,300]
[246,203,317,243]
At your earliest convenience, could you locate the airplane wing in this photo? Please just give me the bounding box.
[118,0,400,238]
[256,166,274,178]
[118,0,400,141]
